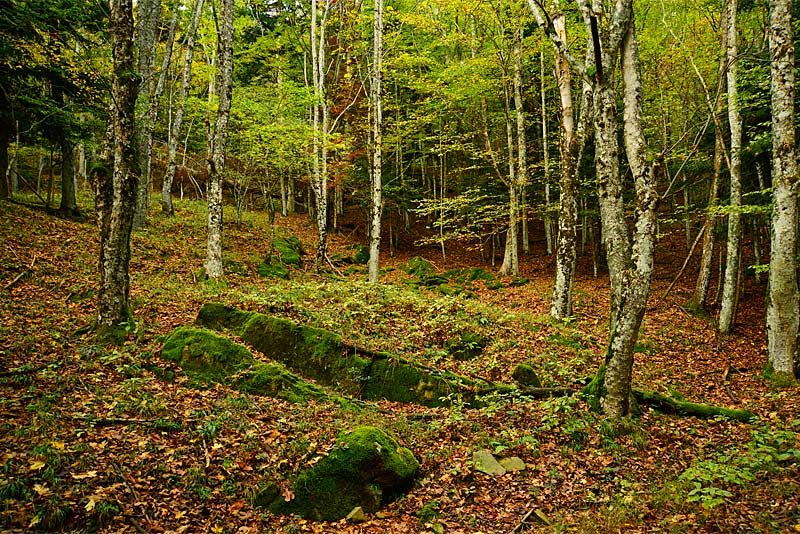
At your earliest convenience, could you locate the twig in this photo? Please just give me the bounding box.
[202,438,211,468]
[123,513,149,534]
[3,254,36,290]
[324,253,344,277]
[513,508,535,532]
[660,226,705,304]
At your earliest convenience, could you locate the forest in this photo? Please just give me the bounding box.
[0,0,799,531]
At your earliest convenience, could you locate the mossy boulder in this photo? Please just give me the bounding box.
[257,263,290,280]
[361,357,463,406]
[445,331,486,360]
[512,363,542,387]
[352,245,370,265]
[236,361,339,404]
[160,327,254,386]
[264,426,419,521]
[403,256,434,278]
[196,303,252,332]
[271,236,304,267]
[239,314,370,397]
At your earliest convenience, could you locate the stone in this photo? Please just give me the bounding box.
[160,326,254,386]
[346,507,367,523]
[267,426,419,521]
[498,456,526,472]
[472,449,506,476]
[512,363,542,388]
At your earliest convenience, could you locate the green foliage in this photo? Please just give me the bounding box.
[678,423,800,508]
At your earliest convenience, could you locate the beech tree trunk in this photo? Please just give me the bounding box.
[719,0,742,334]
[163,0,204,217]
[766,0,798,379]
[311,0,331,271]
[205,0,235,279]
[96,0,139,335]
[550,11,579,320]
[368,0,384,283]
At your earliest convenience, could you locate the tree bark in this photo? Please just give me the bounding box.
[205,0,235,279]
[132,0,161,231]
[550,10,580,320]
[311,0,331,271]
[96,0,139,336]
[766,0,798,379]
[719,0,742,334]
[163,0,205,217]
[368,0,384,283]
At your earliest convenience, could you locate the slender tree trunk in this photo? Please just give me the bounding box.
[515,27,528,259]
[96,0,139,336]
[550,11,582,320]
[132,0,161,230]
[311,0,331,270]
[719,0,742,333]
[205,0,235,280]
[163,0,204,217]
[767,0,798,379]
[368,0,384,283]
[53,85,79,217]
[498,82,519,277]
[541,49,553,257]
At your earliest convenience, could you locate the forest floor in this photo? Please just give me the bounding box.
[0,196,798,534]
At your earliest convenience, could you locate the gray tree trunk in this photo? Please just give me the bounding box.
[311,0,331,270]
[163,0,205,217]
[96,0,139,335]
[767,0,798,379]
[205,0,235,279]
[368,0,384,283]
[719,0,742,333]
[550,10,580,320]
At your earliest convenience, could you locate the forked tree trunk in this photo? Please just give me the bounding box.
[368,0,384,283]
[163,0,204,217]
[766,0,798,379]
[719,0,742,333]
[205,0,235,279]
[96,0,139,336]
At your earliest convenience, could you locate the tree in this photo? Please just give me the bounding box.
[368,0,384,283]
[766,0,798,380]
[528,0,658,417]
[95,0,139,337]
[718,0,742,334]
[162,0,205,217]
[205,0,235,280]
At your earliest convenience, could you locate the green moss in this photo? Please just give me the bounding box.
[240,314,369,396]
[257,263,290,279]
[237,361,340,404]
[196,302,252,331]
[633,390,754,422]
[271,236,304,267]
[271,426,419,521]
[403,256,434,278]
[445,331,486,360]
[507,277,529,288]
[512,363,542,387]
[353,245,370,265]
[362,357,468,407]
[160,326,254,386]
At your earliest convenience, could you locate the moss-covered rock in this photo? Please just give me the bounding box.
[236,361,339,404]
[271,236,305,267]
[445,331,486,360]
[403,256,434,278]
[352,245,370,265]
[257,263,290,280]
[239,314,370,397]
[160,327,254,386]
[196,303,252,332]
[512,363,542,387]
[265,426,419,521]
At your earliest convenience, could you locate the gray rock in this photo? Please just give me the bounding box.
[499,456,526,472]
[472,449,506,476]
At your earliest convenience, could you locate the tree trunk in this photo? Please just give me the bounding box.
[368,0,384,283]
[719,0,742,334]
[163,0,204,217]
[514,26,527,259]
[205,0,235,280]
[96,0,139,338]
[766,0,798,379]
[311,0,331,271]
[550,11,581,320]
[132,0,161,231]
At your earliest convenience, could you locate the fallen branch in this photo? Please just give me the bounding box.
[3,254,36,290]
[633,389,753,422]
